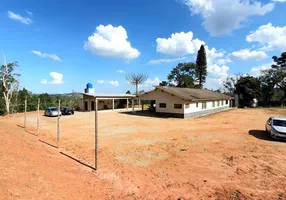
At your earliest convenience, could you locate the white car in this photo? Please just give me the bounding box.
[265,117,286,140]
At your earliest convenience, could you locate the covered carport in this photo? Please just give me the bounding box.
[79,93,137,112]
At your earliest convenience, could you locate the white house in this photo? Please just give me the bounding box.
[136,86,232,118]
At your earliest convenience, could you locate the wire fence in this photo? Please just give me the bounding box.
[10,98,98,170]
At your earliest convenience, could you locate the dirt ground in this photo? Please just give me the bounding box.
[1,108,286,200]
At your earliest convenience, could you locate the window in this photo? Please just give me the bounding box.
[212,101,215,107]
[196,103,199,108]
[273,120,286,127]
[217,101,220,107]
[185,104,190,109]
[174,104,182,109]
[226,100,229,104]
[159,103,166,108]
[202,102,207,109]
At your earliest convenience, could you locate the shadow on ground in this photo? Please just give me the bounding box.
[248,130,285,143]
[120,110,170,119]
[60,152,95,170]
[17,124,38,136]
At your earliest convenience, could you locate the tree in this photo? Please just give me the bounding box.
[0,55,19,115]
[259,69,276,106]
[196,45,207,88]
[235,76,261,107]
[159,81,168,86]
[272,52,286,68]
[222,74,242,96]
[125,73,148,95]
[167,62,198,88]
[126,90,131,94]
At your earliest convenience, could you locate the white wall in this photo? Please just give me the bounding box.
[184,100,229,114]
[137,89,185,114]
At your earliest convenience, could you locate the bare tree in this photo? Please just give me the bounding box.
[125,73,148,95]
[0,54,19,115]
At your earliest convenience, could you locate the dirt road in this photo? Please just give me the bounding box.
[1,108,286,199]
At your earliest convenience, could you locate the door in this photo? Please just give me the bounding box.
[85,101,88,111]
[91,101,95,110]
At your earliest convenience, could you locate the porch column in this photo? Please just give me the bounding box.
[126,98,129,110]
[132,98,134,113]
[112,98,114,111]
[138,99,141,108]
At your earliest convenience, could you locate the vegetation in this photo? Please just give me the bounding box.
[167,62,199,88]
[195,45,207,88]
[234,76,261,107]
[125,73,148,95]
[0,55,20,115]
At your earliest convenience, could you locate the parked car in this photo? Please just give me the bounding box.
[265,117,286,140]
[44,107,62,117]
[61,107,74,115]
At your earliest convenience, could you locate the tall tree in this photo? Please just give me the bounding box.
[0,55,19,115]
[167,62,198,88]
[222,74,242,96]
[125,73,148,95]
[259,69,276,106]
[196,45,207,88]
[126,90,131,94]
[235,76,261,107]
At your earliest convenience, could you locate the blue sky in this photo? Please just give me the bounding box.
[1,0,286,94]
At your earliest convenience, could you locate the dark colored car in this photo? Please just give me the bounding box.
[61,107,74,115]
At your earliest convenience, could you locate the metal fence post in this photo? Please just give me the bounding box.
[37,98,40,135]
[57,100,61,147]
[95,98,98,170]
[24,99,27,128]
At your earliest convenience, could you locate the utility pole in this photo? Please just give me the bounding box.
[94,98,98,170]
[37,98,40,135]
[24,98,27,128]
[57,100,61,147]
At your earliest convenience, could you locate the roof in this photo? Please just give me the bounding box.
[140,86,231,101]
[272,117,286,121]
[82,93,135,98]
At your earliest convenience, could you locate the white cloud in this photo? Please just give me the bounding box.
[49,72,63,84]
[249,63,273,77]
[7,11,33,25]
[116,69,125,73]
[26,10,33,16]
[216,58,232,65]
[41,79,47,84]
[84,24,140,60]
[205,64,229,89]
[148,57,187,65]
[272,0,286,2]
[31,50,61,61]
[107,80,119,87]
[98,80,105,84]
[41,72,63,84]
[183,0,274,36]
[145,77,161,86]
[246,23,286,51]
[156,32,205,56]
[231,49,267,61]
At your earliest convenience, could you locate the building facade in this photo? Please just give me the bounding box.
[136,86,231,118]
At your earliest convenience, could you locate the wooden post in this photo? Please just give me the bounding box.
[132,98,134,113]
[24,98,27,128]
[112,98,114,111]
[37,98,40,135]
[138,99,141,108]
[126,98,129,110]
[94,98,98,170]
[57,100,61,147]
[142,103,144,111]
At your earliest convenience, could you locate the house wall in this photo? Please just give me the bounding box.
[137,89,185,116]
[184,100,230,118]
[137,89,230,118]
[81,95,125,111]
